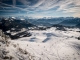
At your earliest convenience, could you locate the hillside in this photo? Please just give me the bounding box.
[0,18,34,32]
[76,23,80,28]
[59,18,80,26]
[0,27,80,60]
[0,18,35,39]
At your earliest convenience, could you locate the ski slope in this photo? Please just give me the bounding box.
[0,27,80,60]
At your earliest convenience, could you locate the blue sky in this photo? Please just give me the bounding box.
[0,0,80,18]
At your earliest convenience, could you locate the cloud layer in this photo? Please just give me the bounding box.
[0,0,80,17]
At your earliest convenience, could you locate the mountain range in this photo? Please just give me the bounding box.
[0,17,35,39]
[0,17,80,39]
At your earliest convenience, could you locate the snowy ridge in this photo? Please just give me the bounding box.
[0,27,80,60]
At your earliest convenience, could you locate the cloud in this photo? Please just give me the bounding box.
[18,0,30,5]
[18,0,80,14]
[0,0,80,17]
[56,0,80,17]
[73,13,80,17]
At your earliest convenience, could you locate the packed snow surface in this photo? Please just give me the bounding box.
[0,27,80,60]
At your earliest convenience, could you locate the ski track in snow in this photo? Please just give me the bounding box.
[0,27,80,60]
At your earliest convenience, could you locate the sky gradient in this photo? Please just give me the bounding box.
[0,0,80,18]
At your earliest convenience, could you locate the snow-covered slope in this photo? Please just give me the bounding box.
[0,27,80,60]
